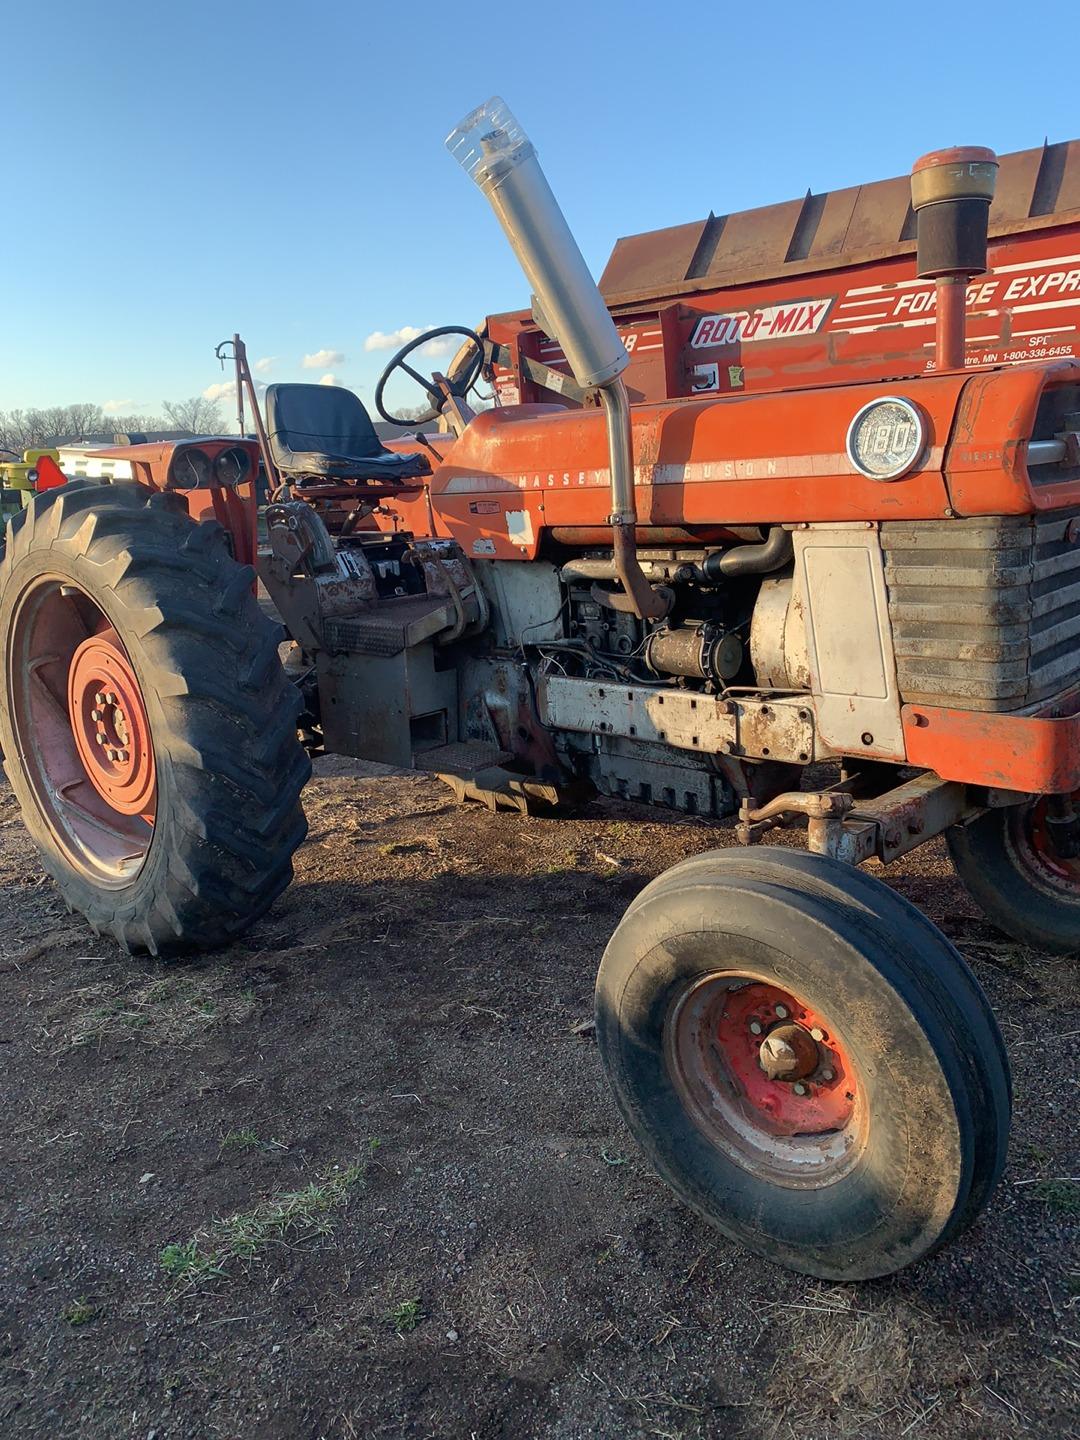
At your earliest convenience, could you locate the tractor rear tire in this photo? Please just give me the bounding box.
[595,848,1010,1280]
[947,803,1080,954]
[0,481,310,954]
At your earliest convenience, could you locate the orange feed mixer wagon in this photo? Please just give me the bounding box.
[4,102,1080,1282]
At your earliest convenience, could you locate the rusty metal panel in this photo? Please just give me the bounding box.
[802,185,862,263]
[597,218,707,297]
[700,198,806,283]
[841,176,912,254]
[991,147,1042,225]
[1056,142,1080,213]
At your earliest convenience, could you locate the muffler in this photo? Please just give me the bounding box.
[447,97,671,619]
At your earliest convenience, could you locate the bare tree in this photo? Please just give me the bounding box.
[162,396,224,435]
[0,410,47,452]
[65,403,105,440]
[0,403,190,453]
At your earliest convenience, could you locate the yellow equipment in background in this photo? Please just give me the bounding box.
[0,449,57,518]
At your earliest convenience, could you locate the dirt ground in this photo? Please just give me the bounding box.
[0,761,1077,1440]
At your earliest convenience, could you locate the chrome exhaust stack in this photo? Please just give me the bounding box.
[447,97,670,619]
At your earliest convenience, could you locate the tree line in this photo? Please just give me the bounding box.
[0,397,225,456]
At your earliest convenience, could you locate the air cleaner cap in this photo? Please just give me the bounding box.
[911,146,998,210]
[911,145,998,279]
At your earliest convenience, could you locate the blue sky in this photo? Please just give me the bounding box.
[3,0,1075,424]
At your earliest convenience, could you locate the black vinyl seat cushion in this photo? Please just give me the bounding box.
[265,383,429,483]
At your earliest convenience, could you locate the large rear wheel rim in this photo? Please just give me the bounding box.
[8,574,156,886]
[665,971,865,1188]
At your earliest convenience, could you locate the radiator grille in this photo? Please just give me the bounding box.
[881,510,1080,712]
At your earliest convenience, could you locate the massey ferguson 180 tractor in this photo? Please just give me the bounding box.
[5,99,1080,1280]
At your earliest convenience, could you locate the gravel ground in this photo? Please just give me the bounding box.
[0,761,1077,1439]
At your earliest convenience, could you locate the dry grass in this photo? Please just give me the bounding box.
[41,971,257,1051]
[761,1286,1039,1439]
[455,1246,551,1362]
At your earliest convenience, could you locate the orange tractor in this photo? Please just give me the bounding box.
[4,98,1080,1280]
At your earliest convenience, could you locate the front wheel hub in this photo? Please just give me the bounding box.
[67,628,156,819]
[758,1022,820,1080]
[666,975,861,1185]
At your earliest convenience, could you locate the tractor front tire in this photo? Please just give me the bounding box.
[595,848,1010,1280]
[0,482,310,954]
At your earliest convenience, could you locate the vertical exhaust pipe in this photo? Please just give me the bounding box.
[447,97,671,619]
[911,146,998,372]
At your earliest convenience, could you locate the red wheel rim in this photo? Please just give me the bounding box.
[1016,797,1080,893]
[8,575,156,885]
[666,973,865,1186]
[67,628,156,819]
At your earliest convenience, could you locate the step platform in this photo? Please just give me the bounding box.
[415,742,581,815]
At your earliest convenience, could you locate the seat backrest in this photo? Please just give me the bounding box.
[265,383,383,464]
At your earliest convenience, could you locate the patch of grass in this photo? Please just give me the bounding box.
[387,1297,422,1333]
[220,1127,261,1152]
[62,1297,95,1326]
[219,1127,288,1156]
[761,1284,1017,1439]
[1032,1178,1080,1215]
[161,1143,379,1290]
[57,972,257,1052]
[766,1288,917,1437]
[159,1240,224,1284]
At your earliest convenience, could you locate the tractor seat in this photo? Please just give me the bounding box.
[265,383,430,484]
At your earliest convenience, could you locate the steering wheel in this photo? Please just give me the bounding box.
[374,325,485,427]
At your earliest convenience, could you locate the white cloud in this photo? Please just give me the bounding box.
[203,378,266,403]
[102,398,133,415]
[301,348,345,369]
[420,334,456,357]
[364,325,459,359]
[364,325,426,352]
[254,356,277,374]
[317,373,340,387]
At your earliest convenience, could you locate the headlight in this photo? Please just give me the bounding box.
[168,447,211,489]
[846,397,926,480]
[213,446,251,487]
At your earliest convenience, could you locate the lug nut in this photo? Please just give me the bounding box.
[793,1082,809,1096]
[810,1027,824,1042]
[95,731,107,746]
[749,1020,763,1036]
[94,691,106,706]
[105,692,117,706]
[821,1068,835,1082]
[91,707,103,723]
[116,749,129,763]
[775,1004,789,1020]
